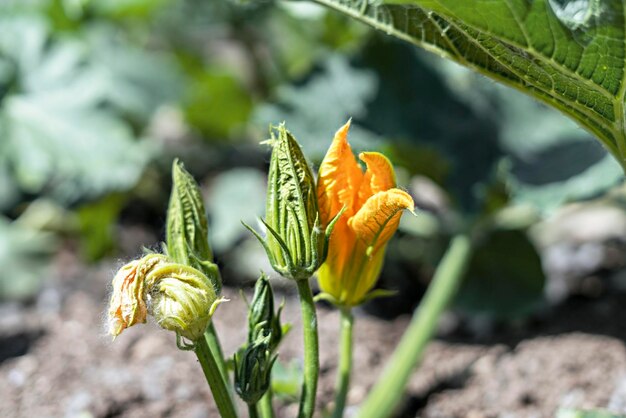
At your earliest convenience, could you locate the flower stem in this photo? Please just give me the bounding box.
[194,337,238,418]
[296,279,319,418]
[258,388,275,418]
[248,403,260,418]
[205,322,229,386]
[357,234,472,418]
[332,308,353,418]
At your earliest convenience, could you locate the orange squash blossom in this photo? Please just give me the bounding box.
[316,120,415,307]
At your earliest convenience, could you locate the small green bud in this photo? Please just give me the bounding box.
[244,124,339,280]
[248,272,283,351]
[234,336,277,405]
[167,159,221,293]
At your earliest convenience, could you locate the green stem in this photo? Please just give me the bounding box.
[248,403,260,418]
[357,234,472,418]
[296,279,319,418]
[195,337,238,418]
[205,323,229,386]
[258,388,275,418]
[332,309,353,418]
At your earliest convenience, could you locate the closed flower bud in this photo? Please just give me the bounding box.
[167,159,221,293]
[107,254,224,347]
[248,272,283,351]
[234,336,277,405]
[244,124,342,280]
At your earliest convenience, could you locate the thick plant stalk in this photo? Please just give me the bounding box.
[258,389,275,418]
[195,337,238,418]
[296,279,319,418]
[332,309,354,418]
[205,323,229,387]
[248,404,260,418]
[357,235,472,418]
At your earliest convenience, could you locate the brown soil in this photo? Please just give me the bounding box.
[2,251,626,418]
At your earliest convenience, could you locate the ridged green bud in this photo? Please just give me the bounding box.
[248,272,283,351]
[234,336,277,405]
[107,254,224,348]
[167,159,221,293]
[145,260,222,344]
[244,124,341,280]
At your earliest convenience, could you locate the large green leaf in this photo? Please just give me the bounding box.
[0,17,178,203]
[254,55,381,158]
[455,229,546,319]
[205,168,267,252]
[310,0,626,170]
[0,215,56,301]
[431,59,624,212]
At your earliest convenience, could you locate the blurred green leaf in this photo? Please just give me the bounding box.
[255,55,380,159]
[206,168,267,252]
[0,17,175,203]
[270,359,301,400]
[480,72,623,212]
[15,199,78,233]
[432,60,623,213]
[455,229,545,319]
[0,216,56,300]
[398,210,440,239]
[508,151,623,212]
[268,2,369,78]
[184,70,253,140]
[78,194,126,261]
[557,409,626,418]
[90,0,169,19]
[268,3,330,78]
[353,38,502,212]
[382,142,451,186]
[0,162,21,213]
[85,26,183,122]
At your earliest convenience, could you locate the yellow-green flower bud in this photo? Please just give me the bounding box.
[107,254,224,347]
[167,159,221,293]
[234,336,276,405]
[244,124,342,280]
[248,272,283,351]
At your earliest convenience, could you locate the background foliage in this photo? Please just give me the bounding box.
[0,0,623,321]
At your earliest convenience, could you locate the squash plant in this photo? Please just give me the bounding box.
[297,0,626,416]
[104,1,626,417]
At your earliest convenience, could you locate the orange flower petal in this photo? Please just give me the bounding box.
[107,255,166,337]
[317,220,356,300]
[316,120,363,226]
[108,260,145,337]
[358,152,396,205]
[349,189,414,255]
[349,246,385,306]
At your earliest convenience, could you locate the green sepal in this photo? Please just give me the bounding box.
[259,218,296,275]
[176,333,197,351]
[357,289,398,305]
[241,220,293,277]
[319,205,346,263]
[313,291,341,305]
